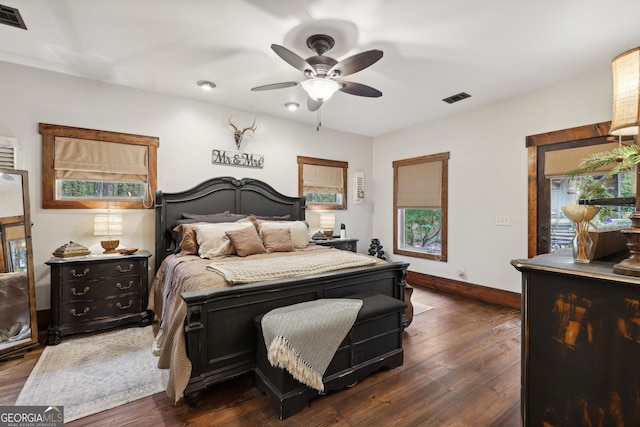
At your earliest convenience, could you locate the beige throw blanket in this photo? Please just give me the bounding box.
[261,299,363,391]
[207,251,376,284]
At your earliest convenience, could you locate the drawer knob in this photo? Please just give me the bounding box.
[71,268,90,278]
[116,281,133,290]
[71,286,90,296]
[117,264,134,273]
[70,307,90,317]
[117,300,133,310]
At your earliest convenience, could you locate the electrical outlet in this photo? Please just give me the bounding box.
[495,215,510,226]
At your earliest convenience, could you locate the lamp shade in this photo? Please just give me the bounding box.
[300,78,340,101]
[320,213,336,230]
[93,214,123,237]
[610,47,640,136]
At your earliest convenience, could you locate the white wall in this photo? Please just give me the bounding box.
[0,60,373,309]
[372,71,612,293]
[0,57,616,307]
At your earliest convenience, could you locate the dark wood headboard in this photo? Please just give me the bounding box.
[154,176,306,272]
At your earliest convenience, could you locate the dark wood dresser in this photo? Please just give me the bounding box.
[511,251,640,426]
[45,251,152,344]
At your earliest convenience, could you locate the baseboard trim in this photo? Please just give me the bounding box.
[406,271,521,310]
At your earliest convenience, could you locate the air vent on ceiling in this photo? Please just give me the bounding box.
[442,92,471,104]
[0,4,27,30]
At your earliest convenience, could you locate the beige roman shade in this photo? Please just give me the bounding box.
[4,224,25,241]
[396,161,441,208]
[544,142,619,177]
[302,164,344,193]
[54,137,148,183]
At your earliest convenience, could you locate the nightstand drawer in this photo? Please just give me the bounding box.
[62,275,142,302]
[61,259,141,282]
[61,293,141,324]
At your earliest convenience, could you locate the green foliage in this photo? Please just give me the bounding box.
[304,192,338,204]
[61,180,145,199]
[404,209,441,248]
[568,144,640,200]
[577,176,614,222]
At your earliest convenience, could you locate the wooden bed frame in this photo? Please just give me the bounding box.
[154,176,409,406]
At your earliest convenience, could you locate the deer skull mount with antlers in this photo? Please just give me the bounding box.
[227,115,257,150]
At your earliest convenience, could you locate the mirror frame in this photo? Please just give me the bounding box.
[0,168,38,359]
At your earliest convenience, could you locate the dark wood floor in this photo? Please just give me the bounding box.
[0,286,522,426]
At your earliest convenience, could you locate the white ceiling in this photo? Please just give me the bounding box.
[2,0,640,137]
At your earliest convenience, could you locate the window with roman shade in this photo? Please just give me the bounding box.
[297,156,348,210]
[40,123,159,209]
[393,152,449,261]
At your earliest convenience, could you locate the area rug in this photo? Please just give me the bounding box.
[413,301,435,315]
[16,326,168,422]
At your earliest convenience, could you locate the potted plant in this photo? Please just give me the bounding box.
[568,143,640,201]
[566,143,639,266]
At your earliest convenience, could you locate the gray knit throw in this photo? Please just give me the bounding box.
[261,299,363,391]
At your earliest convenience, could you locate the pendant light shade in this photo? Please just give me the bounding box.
[610,47,640,136]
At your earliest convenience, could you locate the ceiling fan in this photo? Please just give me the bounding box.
[251,34,383,112]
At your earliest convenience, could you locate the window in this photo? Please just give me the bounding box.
[40,123,159,209]
[393,152,449,261]
[297,156,348,210]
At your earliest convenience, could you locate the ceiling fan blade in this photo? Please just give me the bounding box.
[271,44,316,75]
[329,50,383,77]
[251,81,299,91]
[337,81,382,97]
[307,97,323,111]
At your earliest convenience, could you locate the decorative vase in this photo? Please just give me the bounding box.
[561,205,601,263]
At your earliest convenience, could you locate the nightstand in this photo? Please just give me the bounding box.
[313,238,358,252]
[45,250,152,344]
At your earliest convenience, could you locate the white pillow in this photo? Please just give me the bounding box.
[258,221,309,249]
[195,222,254,258]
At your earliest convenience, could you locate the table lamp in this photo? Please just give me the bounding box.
[94,213,123,254]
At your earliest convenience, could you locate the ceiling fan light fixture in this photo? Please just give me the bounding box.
[197,80,216,91]
[301,78,340,101]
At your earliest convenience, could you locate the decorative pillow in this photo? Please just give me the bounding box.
[258,221,309,249]
[250,214,291,221]
[182,212,247,221]
[173,222,206,255]
[261,228,295,252]
[225,226,266,257]
[171,216,245,254]
[195,222,255,258]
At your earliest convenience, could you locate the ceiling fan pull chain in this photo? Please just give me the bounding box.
[317,109,322,131]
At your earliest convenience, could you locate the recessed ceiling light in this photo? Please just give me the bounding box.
[197,80,216,91]
[285,102,299,111]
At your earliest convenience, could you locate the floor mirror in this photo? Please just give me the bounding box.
[0,168,38,360]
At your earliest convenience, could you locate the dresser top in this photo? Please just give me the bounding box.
[46,250,151,265]
[511,250,640,285]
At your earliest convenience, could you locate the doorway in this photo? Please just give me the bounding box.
[526,121,638,257]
